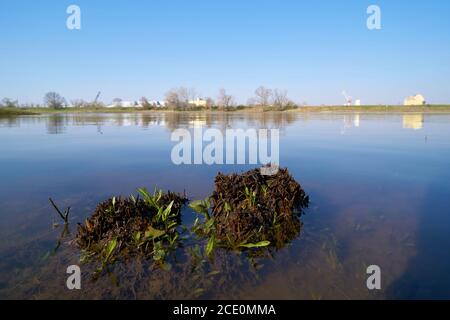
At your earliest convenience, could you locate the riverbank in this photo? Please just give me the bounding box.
[292,105,450,113]
[2,105,450,116]
[0,108,40,116]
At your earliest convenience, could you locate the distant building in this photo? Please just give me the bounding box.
[149,101,166,108]
[107,100,167,108]
[106,100,142,108]
[404,94,426,106]
[354,99,361,106]
[189,98,208,107]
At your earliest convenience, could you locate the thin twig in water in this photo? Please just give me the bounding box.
[49,198,70,224]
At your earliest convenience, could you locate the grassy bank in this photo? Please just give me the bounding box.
[0,108,39,116]
[6,107,147,114]
[291,105,450,113]
[2,105,450,115]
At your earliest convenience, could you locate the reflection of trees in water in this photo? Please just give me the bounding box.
[0,116,20,128]
[4,112,301,135]
[242,112,297,131]
[3,113,433,136]
[63,111,298,135]
[164,112,298,135]
[0,115,50,128]
[46,115,68,135]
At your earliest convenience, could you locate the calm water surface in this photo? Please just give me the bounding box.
[0,112,449,299]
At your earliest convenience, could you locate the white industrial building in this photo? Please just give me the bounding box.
[106,100,166,108]
[404,94,426,106]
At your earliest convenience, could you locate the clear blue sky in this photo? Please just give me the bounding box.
[1,0,449,105]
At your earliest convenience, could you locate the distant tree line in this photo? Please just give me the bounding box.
[0,98,19,108]
[1,86,298,110]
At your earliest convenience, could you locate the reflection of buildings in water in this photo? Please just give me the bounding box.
[353,114,360,128]
[403,114,424,130]
[164,112,296,134]
[116,118,136,127]
[44,114,169,134]
[148,119,166,127]
[109,114,167,128]
[341,113,361,134]
[38,112,299,136]
[188,118,207,128]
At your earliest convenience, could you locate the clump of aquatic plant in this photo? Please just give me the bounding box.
[189,197,217,257]
[190,166,309,254]
[76,188,187,273]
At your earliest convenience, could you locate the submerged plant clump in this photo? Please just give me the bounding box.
[191,166,309,252]
[76,188,187,272]
[71,167,308,280]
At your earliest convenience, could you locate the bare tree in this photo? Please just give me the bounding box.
[1,98,19,108]
[140,97,152,109]
[71,99,87,108]
[254,86,272,107]
[217,88,235,110]
[165,87,195,109]
[272,89,290,108]
[165,89,182,109]
[205,97,215,109]
[44,92,66,109]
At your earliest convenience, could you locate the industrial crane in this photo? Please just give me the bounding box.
[94,91,101,104]
[342,91,353,106]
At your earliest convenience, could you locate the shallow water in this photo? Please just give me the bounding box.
[0,112,449,299]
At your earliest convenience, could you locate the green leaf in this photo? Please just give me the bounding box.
[192,288,205,297]
[156,189,162,203]
[193,217,200,227]
[105,238,118,260]
[189,197,211,215]
[137,188,150,199]
[189,200,207,213]
[161,262,172,271]
[145,226,166,239]
[204,218,215,231]
[238,241,271,248]
[162,201,174,221]
[138,187,159,208]
[205,235,216,256]
[167,221,178,230]
[207,270,221,277]
[153,248,165,261]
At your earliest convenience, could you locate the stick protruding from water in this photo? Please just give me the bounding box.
[49,198,71,224]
